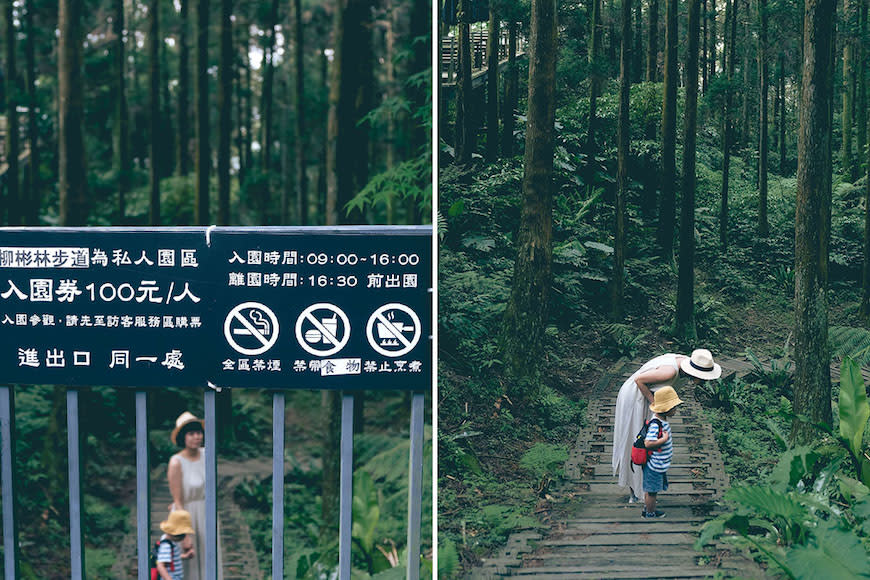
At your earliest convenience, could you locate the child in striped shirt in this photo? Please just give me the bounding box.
[642,386,683,519]
[156,509,196,580]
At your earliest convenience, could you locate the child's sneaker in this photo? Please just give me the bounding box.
[641,510,665,519]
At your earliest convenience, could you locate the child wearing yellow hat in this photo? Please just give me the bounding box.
[642,386,683,519]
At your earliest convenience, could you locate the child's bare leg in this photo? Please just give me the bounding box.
[645,491,656,514]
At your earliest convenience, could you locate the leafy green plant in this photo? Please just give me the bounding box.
[695,376,747,410]
[836,357,870,486]
[746,348,794,395]
[518,443,568,481]
[830,325,870,367]
[599,323,647,358]
[769,264,795,294]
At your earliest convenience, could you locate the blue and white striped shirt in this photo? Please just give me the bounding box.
[645,418,673,473]
[156,535,183,580]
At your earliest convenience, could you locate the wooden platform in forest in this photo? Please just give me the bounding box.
[468,358,772,579]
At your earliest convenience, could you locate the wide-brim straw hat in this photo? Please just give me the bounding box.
[170,411,204,446]
[650,386,684,413]
[160,509,195,536]
[680,349,722,380]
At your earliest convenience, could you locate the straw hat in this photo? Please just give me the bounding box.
[170,411,203,446]
[649,386,684,413]
[160,509,195,536]
[679,349,722,380]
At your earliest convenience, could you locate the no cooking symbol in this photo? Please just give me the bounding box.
[366,303,422,357]
[295,303,351,356]
[224,302,280,355]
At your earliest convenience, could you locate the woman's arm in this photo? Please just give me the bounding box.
[634,366,678,403]
[168,456,184,510]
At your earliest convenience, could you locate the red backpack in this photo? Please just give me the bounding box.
[149,538,174,580]
[630,418,663,468]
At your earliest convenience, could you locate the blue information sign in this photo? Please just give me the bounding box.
[0,226,432,390]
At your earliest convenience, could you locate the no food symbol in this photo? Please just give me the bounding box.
[366,303,422,357]
[224,302,280,356]
[295,303,351,357]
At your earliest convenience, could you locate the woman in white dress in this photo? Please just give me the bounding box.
[611,349,721,502]
[168,411,223,580]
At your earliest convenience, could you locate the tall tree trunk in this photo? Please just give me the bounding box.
[501,0,557,387]
[647,0,659,81]
[741,0,750,147]
[702,0,708,93]
[613,0,632,319]
[149,0,161,225]
[293,0,307,225]
[261,0,280,177]
[709,0,716,81]
[720,0,735,249]
[217,0,232,225]
[235,29,245,191]
[244,42,253,186]
[792,0,835,444]
[114,0,129,223]
[587,0,602,157]
[779,53,786,174]
[757,0,768,237]
[843,0,856,180]
[856,0,867,177]
[658,0,678,256]
[455,0,474,164]
[633,0,642,83]
[486,7,499,162]
[58,0,88,226]
[676,0,701,340]
[195,0,209,224]
[25,0,39,225]
[177,0,190,176]
[502,20,518,156]
[4,0,20,225]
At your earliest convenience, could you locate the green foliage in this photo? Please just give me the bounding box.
[346,154,432,223]
[837,357,870,486]
[746,348,794,395]
[518,443,567,480]
[695,376,748,410]
[534,386,585,433]
[830,326,870,366]
[437,537,460,579]
[478,504,541,539]
[599,323,647,358]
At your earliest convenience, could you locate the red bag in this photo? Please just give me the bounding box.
[630,418,663,467]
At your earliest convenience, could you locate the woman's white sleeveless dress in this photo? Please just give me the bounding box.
[611,354,688,495]
[174,450,223,580]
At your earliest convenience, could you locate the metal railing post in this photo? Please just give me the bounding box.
[0,384,19,579]
[406,392,425,580]
[339,393,354,580]
[272,391,285,580]
[67,388,85,579]
[135,390,151,579]
[204,389,218,580]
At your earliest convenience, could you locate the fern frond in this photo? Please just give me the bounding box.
[830,326,870,366]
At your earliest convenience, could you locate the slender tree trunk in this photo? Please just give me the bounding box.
[114,0,129,223]
[195,0,209,224]
[856,0,867,177]
[779,53,786,174]
[58,0,88,226]
[148,0,161,225]
[4,0,20,225]
[792,0,835,444]
[25,0,39,225]
[721,0,735,248]
[702,0,708,93]
[633,0,642,84]
[177,0,190,176]
[741,0,750,147]
[235,28,245,191]
[244,42,253,185]
[294,0,307,225]
[710,0,716,81]
[217,0,232,225]
[757,0,768,237]
[455,0,474,164]
[486,7,499,162]
[261,0,280,179]
[676,0,701,341]
[501,0,557,387]
[658,0,678,256]
[502,21,518,156]
[613,0,632,319]
[647,0,659,81]
[843,0,856,180]
[587,0,602,157]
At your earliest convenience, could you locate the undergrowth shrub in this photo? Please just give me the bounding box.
[518,443,568,481]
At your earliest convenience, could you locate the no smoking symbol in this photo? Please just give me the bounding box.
[224,302,280,356]
[295,303,351,357]
[366,304,421,357]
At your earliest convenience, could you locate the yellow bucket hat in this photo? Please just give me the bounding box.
[650,386,684,414]
[160,509,195,536]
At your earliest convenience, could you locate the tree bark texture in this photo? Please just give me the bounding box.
[741,0,750,147]
[613,0,632,319]
[633,0,642,84]
[658,0,678,256]
[486,7,500,162]
[217,0,232,225]
[647,0,659,81]
[4,0,20,224]
[709,0,716,81]
[114,0,129,223]
[721,0,736,249]
[792,0,835,444]
[587,0,602,156]
[843,0,858,180]
[25,0,40,225]
[856,0,867,177]
[195,0,209,225]
[502,21,518,156]
[757,0,768,237]
[501,0,557,385]
[676,0,701,341]
[58,0,88,226]
[177,0,190,176]
[702,0,708,93]
[294,0,308,225]
[455,0,474,164]
[149,0,161,225]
